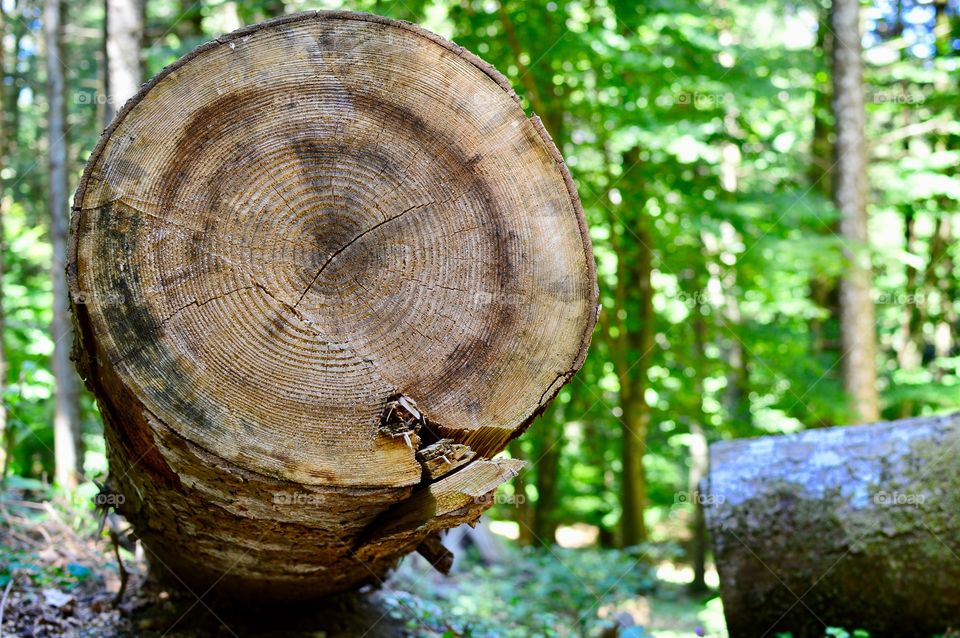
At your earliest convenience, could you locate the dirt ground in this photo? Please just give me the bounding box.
[0,494,725,638]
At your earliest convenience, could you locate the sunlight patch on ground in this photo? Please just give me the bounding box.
[656,561,720,588]
[555,523,599,547]
[647,590,728,638]
[487,519,519,540]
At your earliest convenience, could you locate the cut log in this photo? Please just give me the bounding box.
[704,413,960,637]
[68,11,596,600]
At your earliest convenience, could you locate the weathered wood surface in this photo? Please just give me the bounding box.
[69,11,596,599]
[704,413,960,637]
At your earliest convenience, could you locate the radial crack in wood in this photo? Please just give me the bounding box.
[68,10,596,599]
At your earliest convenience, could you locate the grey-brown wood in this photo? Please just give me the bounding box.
[70,11,596,598]
[704,413,960,637]
[104,0,144,124]
[832,0,879,421]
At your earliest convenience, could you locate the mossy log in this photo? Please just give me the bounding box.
[68,11,596,599]
[704,413,960,637]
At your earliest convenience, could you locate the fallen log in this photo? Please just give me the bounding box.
[68,11,597,600]
[704,413,960,637]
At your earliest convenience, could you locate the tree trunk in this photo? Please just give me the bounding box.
[104,0,144,124]
[832,0,879,422]
[619,216,653,547]
[530,394,566,545]
[0,4,8,483]
[45,0,83,490]
[807,6,843,426]
[509,439,535,546]
[687,292,709,593]
[68,12,597,600]
[704,413,960,637]
[617,146,654,547]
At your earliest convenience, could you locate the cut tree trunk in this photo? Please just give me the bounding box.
[69,11,597,600]
[704,413,960,637]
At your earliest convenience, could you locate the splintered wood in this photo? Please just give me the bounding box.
[69,11,596,599]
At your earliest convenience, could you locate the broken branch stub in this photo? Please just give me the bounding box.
[68,11,596,599]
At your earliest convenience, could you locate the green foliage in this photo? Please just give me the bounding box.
[385,546,658,637]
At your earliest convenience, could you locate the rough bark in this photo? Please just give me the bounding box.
[45,0,83,490]
[831,0,879,422]
[69,12,597,599]
[687,292,709,593]
[607,144,656,548]
[104,0,144,124]
[807,6,842,425]
[0,5,7,481]
[531,399,562,545]
[704,413,960,637]
[617,147,654,547]
[509,439,535,545]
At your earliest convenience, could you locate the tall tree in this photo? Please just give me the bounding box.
[687,266,710,593]
[808,5,841,425]
[831,0,879,422]
[617,148,655,546]
[45,0,82,489]
[104,0,144,124]
[173,0,204,44]
[0,3,8,482]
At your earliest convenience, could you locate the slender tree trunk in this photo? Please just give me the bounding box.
[619,147,654,546]
[172,0,204,44]
[510,439,535,546]
[715,225,751,430]
[808,5,842,412]
[104,0,144,124]
[933,215,955,363]
[688,290,709,593]
[0,5,8,483]
[6,3,24,162]
[832,0,879,422]
[532,400,563,545]
[45,0,83,489]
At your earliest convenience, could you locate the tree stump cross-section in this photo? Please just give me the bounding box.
[68,11,597,598]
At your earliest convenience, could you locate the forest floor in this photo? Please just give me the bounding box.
[0,486,724,638]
